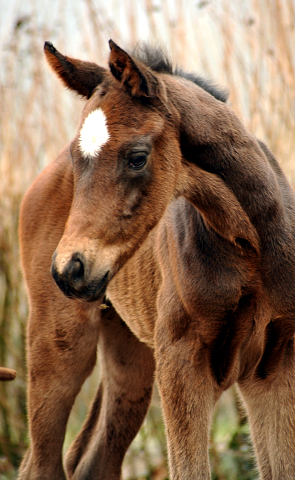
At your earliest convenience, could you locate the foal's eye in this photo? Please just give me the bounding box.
[128,153,148,170]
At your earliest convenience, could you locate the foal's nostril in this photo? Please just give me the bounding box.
[70,257,84,282]
[51,251,87,293]
[66,253,87,289]
[51,250,109,301]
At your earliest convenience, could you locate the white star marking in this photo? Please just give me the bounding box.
[79,108,110,159]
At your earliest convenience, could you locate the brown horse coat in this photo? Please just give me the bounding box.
[18,40,295,480]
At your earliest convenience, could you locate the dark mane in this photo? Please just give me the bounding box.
[132,43,228,103]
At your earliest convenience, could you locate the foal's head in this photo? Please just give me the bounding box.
[49,40,227,301]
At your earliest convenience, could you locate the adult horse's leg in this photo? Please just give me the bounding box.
[65,306,155,480]
[238,345,295,480]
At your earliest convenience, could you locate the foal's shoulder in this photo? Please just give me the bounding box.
[19,145,73,251]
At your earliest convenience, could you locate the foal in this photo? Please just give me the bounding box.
[19,40,295,479]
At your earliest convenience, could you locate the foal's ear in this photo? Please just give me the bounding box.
[109,40,157,97]
[44,42,107,99]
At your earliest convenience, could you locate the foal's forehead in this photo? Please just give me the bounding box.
[78,88,164,160]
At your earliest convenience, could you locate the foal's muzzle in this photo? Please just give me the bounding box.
[51,251,109,302]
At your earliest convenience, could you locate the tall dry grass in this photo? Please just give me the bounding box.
[0,0,295,478]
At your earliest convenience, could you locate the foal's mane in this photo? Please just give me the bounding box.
[132,43,228,103]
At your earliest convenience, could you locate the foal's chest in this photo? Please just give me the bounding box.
[106,234,161,348]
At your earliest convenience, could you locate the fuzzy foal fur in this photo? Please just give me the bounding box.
[18,41,295,479]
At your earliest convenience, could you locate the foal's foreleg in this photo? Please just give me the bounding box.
[238,350,295,480]
[18,293,100,480]
[155,313,221,480]
[65,307,155,480]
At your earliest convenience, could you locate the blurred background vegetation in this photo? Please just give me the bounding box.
[1,0,295,478]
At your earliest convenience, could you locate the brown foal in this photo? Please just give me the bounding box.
[18,40,295,479]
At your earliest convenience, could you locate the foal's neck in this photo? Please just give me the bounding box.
[167,77,284,249]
